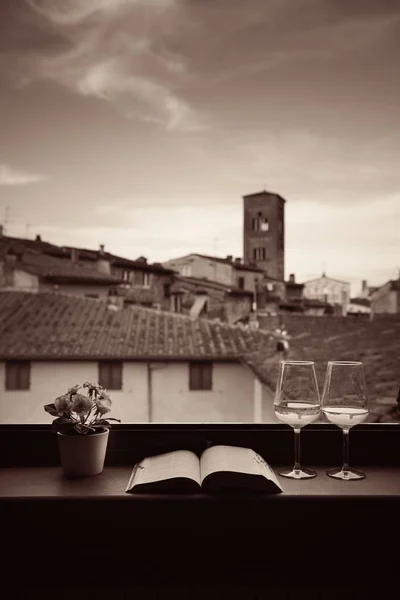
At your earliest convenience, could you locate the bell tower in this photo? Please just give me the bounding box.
[243,190,285,280]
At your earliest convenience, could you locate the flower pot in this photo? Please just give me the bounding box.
[57,429,109,478]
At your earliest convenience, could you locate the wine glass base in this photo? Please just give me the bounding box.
[278,467,317,480]
[327,468,365,480]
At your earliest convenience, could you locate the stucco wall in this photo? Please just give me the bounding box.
[0,360,278,424]
[13,269,40,292]
[164,256,234,287]
[371,283,397,314]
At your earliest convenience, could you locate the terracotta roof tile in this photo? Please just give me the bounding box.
[247,315,400,421]
[9,252,122,284]
[0,292,275,361]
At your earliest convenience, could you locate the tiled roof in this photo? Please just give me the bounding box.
[303,275,350,285]
[242,190,286,203]
[8,252,122,284]
[350,297,371,307]
[164,253,265,274]
[0,292,276,360]
[174,275,253,296]
[61,246,175,274]
[0,236,65,259]
[251,314,400,422]
[234,263,267,274]
[0,234,174,275]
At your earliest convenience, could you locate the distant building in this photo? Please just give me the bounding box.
[303,273,350,316]
[242,190,285,280]
[163,253,234,287]
[347,298,371,317]
[162,253,286,315]
[280,273,305,313]
[169,274,253,323]
[359,279,378,299]
[0,248,122,298]
[370,278,400,315]
[0,233,176,309]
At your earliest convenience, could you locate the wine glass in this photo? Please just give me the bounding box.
[321,361,369,480]
[274,361,321,479]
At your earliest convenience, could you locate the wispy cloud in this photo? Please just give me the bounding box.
[0,164,49,186]
[21,0,207,132]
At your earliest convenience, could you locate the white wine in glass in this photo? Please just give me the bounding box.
[274,361,321,479]
[321,361,369,480]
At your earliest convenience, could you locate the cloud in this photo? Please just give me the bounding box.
[0,164,49,186]
[20,0,207,132]
[228,130,400,202]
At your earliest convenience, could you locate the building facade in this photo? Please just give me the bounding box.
[303,273,351,316]
[170,274,253,323]
[0,291,279,425]
[163,254,234,286]
[242,190,285,280]
[371,279,400,315]
[0,359,278,424]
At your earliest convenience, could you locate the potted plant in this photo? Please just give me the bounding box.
[44,382,121,478]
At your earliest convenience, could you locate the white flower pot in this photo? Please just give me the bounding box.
[57,429,109,477]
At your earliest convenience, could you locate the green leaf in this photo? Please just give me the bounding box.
[44,403,59,417]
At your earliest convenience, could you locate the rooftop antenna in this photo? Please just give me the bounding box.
[322,262,326,278]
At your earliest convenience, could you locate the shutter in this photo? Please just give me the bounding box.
[18,362,31,390]
[5,362,17,390]
[189,363,201,390]
[110,362,122,390]
[201,363,213,390]
[98,362,110,389]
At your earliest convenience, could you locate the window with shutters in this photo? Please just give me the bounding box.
[98,361,123,390]
[5,361,31,390]
[189,361,213,391]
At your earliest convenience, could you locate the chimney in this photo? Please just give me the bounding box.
[289,273,295,283]
[234,257,242,265]
[35,234,42,242]
[226,255,233,262]
[99,244,105,255]
[136,256,148,264]
[0,225,3,237]
[70,248,79,263]
[361,279,368,293]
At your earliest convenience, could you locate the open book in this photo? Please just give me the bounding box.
[125,445,283,494]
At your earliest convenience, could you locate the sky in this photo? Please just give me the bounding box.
[0,0,399,295]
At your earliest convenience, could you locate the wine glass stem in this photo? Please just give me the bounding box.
[342,428,350,473]
[293,428,301,472]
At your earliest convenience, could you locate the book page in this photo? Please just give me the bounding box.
[200,445,282,491]
[129,450,201,489]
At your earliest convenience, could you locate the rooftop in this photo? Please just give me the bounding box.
[164,253,270,275]
[0,233,175,275]
[303,273,350,285]
[242,190,286,203]
[252,314,400,422]
[0,292,275,361]
[2,251,122,285]
[173,275,253,296]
